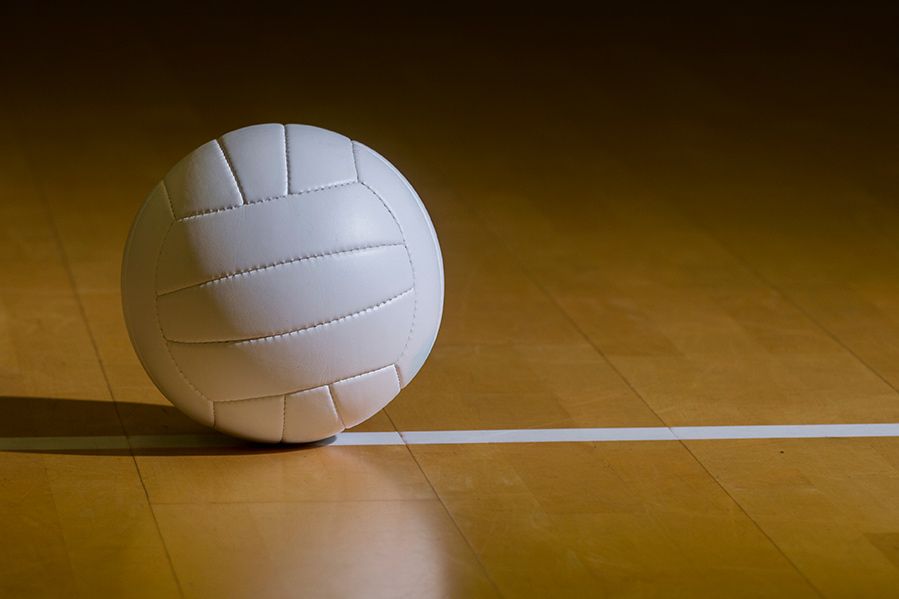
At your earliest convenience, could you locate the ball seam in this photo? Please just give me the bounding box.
[154,181,217,425]
[156,242,406,297]
[176,180,357,221]
[214,138,247,204]
[351,142,418,379]
[163,287,413,345]
[213,363,398,404]
[280,394,287,442]
[326,384,347,431]
[282,124,291,195]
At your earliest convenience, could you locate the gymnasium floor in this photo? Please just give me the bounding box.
[3,11,899,598]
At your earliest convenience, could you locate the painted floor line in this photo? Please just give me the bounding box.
[2,423,899,451]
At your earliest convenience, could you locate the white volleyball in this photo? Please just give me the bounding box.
[122,124,443,443]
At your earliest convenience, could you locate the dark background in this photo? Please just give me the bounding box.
[3,6,898,205]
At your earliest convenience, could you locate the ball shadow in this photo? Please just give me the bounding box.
[0,395,331,456]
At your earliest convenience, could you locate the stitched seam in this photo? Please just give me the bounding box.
[214,395,281,403]
[281,394,287,442]
[176,180,357,221]
[215,138,246,204]
[350,139,360,182]
[352,142,418,369]
[326,385,347,430]
[212,364,395,404]
[156,243,405,297]
[283,124,290,195]
[331,363,393,386]
[165,288,413,345]
[153,186,215,421]
[160,180,175,218]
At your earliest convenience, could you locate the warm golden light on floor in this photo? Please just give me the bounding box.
[2,10,899,597]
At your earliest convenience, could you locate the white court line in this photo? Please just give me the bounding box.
[671,423,899,440]
[327,432,403,445]
[400,427,676,444]
[2,423,899,451]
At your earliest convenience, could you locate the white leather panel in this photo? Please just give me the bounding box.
[219,123,288,202]
[123,124,443,443]
[214,395,285,443]
[285,124,356,192]
[166,290,414,401]
[163,140,243,218]
[120,183,213,425]
[353,142,444,387]
[156,183,403,294]
[330,365,401,428]
[157,244,412,343]
[283,386,344,443]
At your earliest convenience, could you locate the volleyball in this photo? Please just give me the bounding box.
[121,124,444,443]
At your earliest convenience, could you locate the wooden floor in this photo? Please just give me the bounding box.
[3,11,899,598]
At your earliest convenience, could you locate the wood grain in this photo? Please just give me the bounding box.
[2,12,899,597]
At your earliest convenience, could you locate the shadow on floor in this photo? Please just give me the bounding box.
[0,396,331,456]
